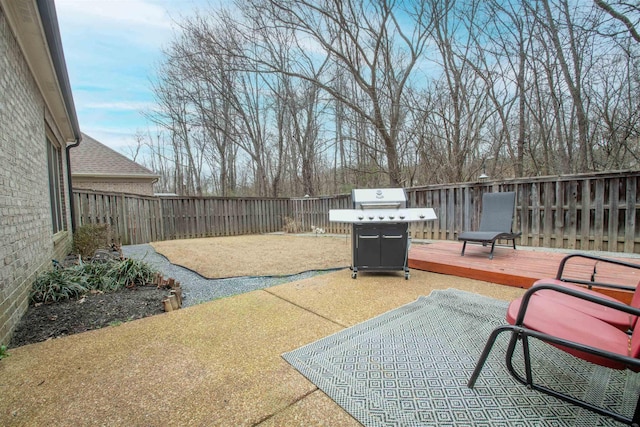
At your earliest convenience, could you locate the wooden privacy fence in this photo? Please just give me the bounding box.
[73,192,292,245]
[73,170,640,253]
[404,170,639,253]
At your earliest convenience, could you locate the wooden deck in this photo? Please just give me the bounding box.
[408,240,639,304]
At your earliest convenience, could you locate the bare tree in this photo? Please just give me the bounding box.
[124,130,146,163]
[238,0,434,187]
[529,0,594,171]
[136,129,175,194]
[472,1,534,178]
[171,21,240,196]
[148,71,201,195]
[589,41,640,169]
[419,0,497,182]
[595,0,640,43]
[138,0,640,193]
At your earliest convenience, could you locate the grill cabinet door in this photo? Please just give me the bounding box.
[353,223,408,270]
[355,228,381,267]
[380,224,408,267]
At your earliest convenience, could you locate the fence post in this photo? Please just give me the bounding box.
[120,193,129,245]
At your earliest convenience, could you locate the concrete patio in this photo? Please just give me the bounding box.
[0,268,525,426]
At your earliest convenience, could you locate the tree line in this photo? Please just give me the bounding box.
[132,0,640,197]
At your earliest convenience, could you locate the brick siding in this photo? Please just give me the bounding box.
[73,179,156,196]
[0,7,73,346]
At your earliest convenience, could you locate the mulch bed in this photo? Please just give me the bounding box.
[10,286,167,348]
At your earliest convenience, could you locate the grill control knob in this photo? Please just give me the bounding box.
[358,215,364,220]
[399,215,405,220]
[388,215,395,220]
[419,214,425,219]
[368,216,374,220]
[378,215,384,220]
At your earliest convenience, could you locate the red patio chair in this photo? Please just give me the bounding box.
[531,253,640,331]
[468,283,640,425]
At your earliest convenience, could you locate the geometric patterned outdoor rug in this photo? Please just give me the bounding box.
[282,289,640,426]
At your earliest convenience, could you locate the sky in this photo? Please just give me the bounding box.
[55,0,211,154]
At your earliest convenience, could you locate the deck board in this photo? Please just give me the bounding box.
[408,240,639,303]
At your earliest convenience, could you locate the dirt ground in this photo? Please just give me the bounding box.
[10,234,353,348]
[151,234,352,277]
[10,286,167,348]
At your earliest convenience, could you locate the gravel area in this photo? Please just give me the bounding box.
[123,244,342,307]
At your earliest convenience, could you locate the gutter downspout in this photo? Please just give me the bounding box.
[66,138,81,232]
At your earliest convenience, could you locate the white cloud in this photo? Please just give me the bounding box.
[56,0,173,31]
[55,0,189,50]
[84,100,155,111]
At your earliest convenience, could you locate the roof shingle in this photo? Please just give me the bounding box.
[70,133,157,177]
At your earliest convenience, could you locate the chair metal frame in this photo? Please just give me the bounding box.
[550,253,640,292]
[468,283,640,426]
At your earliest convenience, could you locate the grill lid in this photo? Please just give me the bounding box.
[352,188,407,209]
[329,188,437,224]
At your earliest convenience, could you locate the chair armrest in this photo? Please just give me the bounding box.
[555,253,640,292]
[513,282,640,327]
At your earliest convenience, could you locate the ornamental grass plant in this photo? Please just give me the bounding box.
[31,258,157,304]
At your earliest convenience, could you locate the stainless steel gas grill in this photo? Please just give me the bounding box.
[329,188,437,279]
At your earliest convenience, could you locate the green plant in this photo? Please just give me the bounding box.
[0,345,9,360]
[73,223,112,259]
[31,267,88,304]
[30,259,158,304]
[74,258,157,292]
[112,258,157,287]
[82,258,157,291]
[81,261,121,292]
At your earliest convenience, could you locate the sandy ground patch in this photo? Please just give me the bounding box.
[151,234,352,277]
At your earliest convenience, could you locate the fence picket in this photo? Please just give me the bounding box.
[72,171,640,253]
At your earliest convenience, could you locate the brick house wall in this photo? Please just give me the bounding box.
[0,5,73,346]
[73,179,155,196]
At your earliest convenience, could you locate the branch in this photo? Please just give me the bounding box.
[594,0,640,43]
